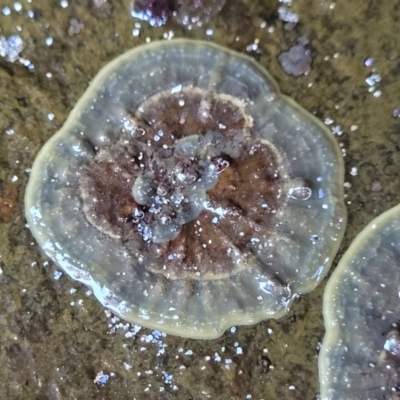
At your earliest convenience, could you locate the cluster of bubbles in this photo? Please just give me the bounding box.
[131,131,242,243]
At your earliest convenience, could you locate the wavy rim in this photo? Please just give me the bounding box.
[319,203,400,395]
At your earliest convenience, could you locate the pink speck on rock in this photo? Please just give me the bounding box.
[131,0,226,28]
[279,37,312,77]
[370,180,383,192]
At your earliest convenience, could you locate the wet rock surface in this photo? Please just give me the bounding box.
[1,0,400,398]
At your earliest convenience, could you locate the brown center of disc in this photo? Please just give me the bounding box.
[79,87,285,280]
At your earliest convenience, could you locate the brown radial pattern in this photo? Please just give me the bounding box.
[80,87,285,280]
[25,40,346,339]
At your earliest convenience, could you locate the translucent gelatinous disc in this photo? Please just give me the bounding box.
[25,39,346,339]
[320,204,400,399]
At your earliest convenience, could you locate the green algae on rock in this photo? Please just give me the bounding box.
[319,204,400,399]
[25,39,346,339]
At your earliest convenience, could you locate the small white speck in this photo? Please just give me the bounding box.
[246,42,259,52]
[163,30,174,40]
[350,124,358,131]
[45,37,54,46]
[364,57,374,67]
[2,6,11,16]
[13,2,22,12]
[289,385,296,390]
[142,334,153,343]
[373,90,382,98]
[0,35,24,63]
[171,84,182,94]
[365,73,381,86]
[46,72,52,78]
[48,113,55,121]
[54,271,63,280]
[224,358,232,369]
[60,0,68,8]
[20,58,34,69]
[132,28,140,37]
[278,6,299,23]
[268,328,273,334]
[331,125,343,136]
[205,29,213,36]
[6,128,14,135]
[93,371,110,386]
[350,167,358,176]
[11,175,18,182]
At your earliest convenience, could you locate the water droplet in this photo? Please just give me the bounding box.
[288,179,312,201]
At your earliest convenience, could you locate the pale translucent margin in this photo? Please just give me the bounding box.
[319,204,400,398]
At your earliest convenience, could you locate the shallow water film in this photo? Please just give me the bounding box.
[1,0,400,398]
